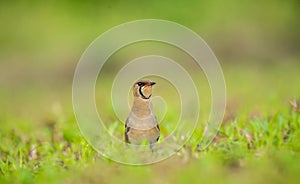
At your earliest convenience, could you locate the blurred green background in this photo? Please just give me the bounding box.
[1,0,299,118]
[1,0,300,183]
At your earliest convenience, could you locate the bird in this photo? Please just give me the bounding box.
[125,79,160,150]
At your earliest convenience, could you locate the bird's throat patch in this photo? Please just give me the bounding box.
[139,86,151,99]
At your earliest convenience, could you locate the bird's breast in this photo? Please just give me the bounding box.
[126,113,158,130]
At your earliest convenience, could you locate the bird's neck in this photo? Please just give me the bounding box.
[131,97,152,118]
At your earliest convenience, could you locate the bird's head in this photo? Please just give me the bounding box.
[133,79,156,100]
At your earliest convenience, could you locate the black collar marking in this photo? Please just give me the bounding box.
[139,86,151,100]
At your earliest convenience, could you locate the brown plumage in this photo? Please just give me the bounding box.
[125,79,160,149]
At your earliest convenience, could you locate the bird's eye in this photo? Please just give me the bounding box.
[137,82,144,86]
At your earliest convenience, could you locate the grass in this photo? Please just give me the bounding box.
[0,101,300,183]
[1,63,300,183]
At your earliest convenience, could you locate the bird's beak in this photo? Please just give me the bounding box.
[150,81,156,86]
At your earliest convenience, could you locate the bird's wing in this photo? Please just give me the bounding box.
[153,115,160,141]
[156,124,160,142]
[124,118,130,143]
